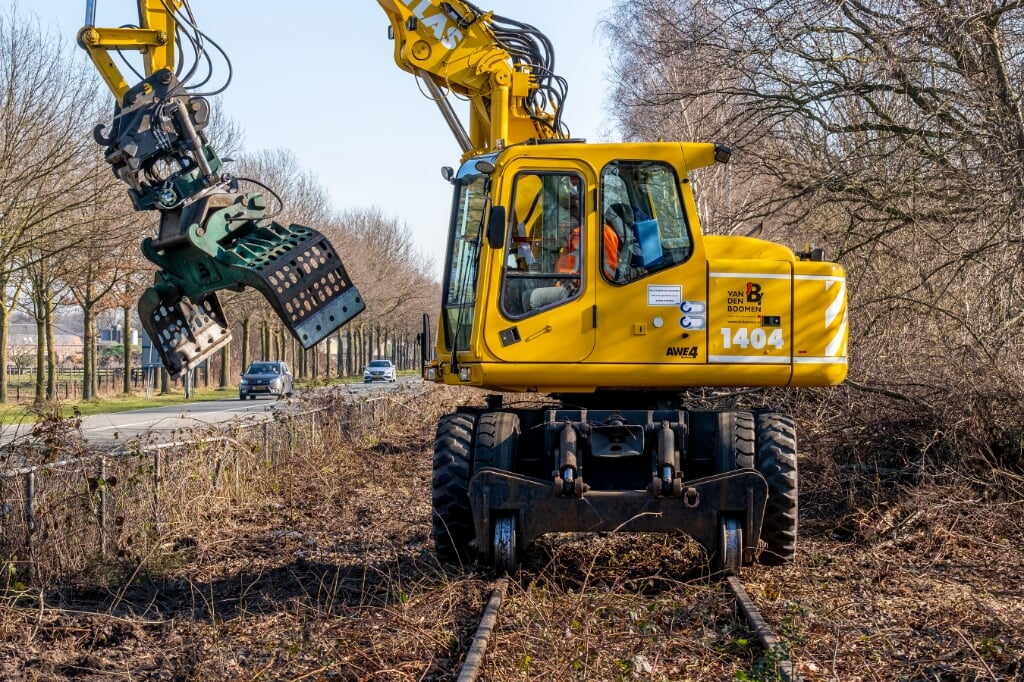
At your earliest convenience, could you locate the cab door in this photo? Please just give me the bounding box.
[586,155,709,368]
[484,163,597,363]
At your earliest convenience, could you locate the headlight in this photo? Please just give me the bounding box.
[270,378,282,387]
[240,378,249,385]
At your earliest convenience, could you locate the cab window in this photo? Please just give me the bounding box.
[601,160,692,284]
[500,171,584,317]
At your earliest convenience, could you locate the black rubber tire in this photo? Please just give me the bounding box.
[755,412,799,565]
[432,412,477,567]
[473,411,519,473]
[714,411,756,473]
[474,412,521,570]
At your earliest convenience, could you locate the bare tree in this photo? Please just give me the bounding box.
[0,8,108,402]
[64,157,137,400]
[331,207,438,368]
[603,0,1024,413]
[19,239,71,405]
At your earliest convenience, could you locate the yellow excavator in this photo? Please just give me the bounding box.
[79,0,848,573]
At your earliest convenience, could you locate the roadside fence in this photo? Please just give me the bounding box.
[0,398,394,588]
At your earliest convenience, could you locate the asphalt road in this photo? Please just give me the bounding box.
[79,397,279,442]
[0,379,413,448]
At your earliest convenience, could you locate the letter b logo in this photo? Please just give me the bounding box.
[745,282,763,304]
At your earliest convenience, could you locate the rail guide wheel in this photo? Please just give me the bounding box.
[718,516,743,575]
[493,515,517,574]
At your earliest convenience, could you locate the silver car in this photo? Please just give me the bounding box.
[239,361,294,399]
[363,359,397,383]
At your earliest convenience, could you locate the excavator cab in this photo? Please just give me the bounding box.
[429,140,848,394]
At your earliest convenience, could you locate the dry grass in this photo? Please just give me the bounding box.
[0,384,1021,680]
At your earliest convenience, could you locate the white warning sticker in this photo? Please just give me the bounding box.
[647,285,682,306]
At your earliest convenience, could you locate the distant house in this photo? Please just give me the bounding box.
[6,323,83,371]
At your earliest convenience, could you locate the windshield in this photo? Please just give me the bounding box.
[369,361,392,368]
[442,171,488,351]
[246,363,279,374]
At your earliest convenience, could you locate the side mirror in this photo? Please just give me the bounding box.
[486,205,506,249]
[714,143,732,164]
[419,313,432,374]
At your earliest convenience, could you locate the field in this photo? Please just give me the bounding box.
[0,384,1021,681]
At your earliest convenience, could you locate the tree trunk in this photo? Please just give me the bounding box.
[33,313,44,406]
[82,306,93,400]
[160,366,170,394]
[261,321,269,359]
[0,304,8,403]
[346,327,354,377]
[219,341,230,388]
[45,299,56,401]
[354,325,362,369]
[122,305,132,394]
[335,330,343,377]
[89,316,99,398]
[241,317,251,372]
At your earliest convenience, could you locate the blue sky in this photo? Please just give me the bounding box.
[23,1,621,276]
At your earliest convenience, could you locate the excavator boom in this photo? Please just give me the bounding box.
[376,0,568,156]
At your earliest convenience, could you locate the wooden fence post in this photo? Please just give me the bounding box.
[98,456,107,559]
[24,472,35,584]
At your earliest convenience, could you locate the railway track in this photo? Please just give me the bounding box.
[455,573,799,682]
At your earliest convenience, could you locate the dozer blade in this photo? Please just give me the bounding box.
[138,287,232,378]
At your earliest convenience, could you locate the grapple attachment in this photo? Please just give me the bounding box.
[138,287,232,378]
[140,192,364,377]
[222,219,365,349]
[88,68,364,377]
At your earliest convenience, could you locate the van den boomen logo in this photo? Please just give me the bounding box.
[727,282,763,313]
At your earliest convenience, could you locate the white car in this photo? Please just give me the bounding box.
[363,359,397,383]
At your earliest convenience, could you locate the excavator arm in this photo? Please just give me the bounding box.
[376,0,568,156]
[78,1,364,377]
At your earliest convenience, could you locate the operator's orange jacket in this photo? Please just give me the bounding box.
[555,225,619,278]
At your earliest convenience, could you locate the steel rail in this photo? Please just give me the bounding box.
[456,578,508,682]
[726,575,801,682]
[454,574,798,680]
